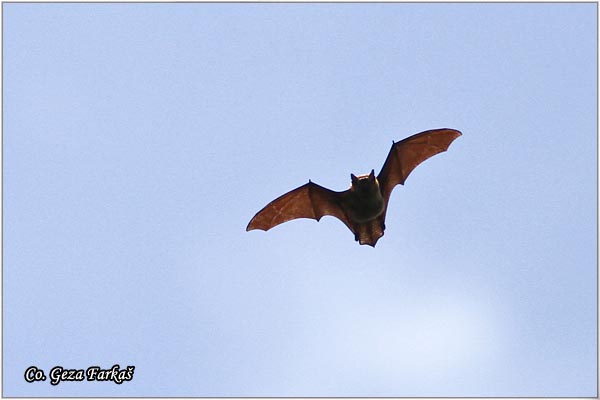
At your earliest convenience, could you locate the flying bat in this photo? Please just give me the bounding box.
[246,128,461,247]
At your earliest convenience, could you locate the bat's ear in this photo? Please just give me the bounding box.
[351,173,359,184]
[369,169,375,181]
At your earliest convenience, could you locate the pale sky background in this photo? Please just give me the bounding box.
[3,2,597,397]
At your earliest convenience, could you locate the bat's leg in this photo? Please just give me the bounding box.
[377,215,386,233]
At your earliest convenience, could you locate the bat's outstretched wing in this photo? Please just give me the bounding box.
[378,128,462,202]
[247,181,354,234]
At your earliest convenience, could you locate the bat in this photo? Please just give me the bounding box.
[246,128,462,247]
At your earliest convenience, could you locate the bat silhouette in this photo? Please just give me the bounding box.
[247,128,461,247]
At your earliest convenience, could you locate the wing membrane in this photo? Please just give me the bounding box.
[378,128,462,201]
[246,181,353,234]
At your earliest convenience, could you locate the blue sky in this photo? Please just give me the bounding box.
[3,2,597,397]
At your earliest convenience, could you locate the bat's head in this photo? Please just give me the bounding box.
[350,169,380,194]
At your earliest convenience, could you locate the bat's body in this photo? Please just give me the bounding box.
[346,171,385,223]
[247,128,461,246]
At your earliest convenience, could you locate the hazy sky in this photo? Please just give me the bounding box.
[3,2,597,397]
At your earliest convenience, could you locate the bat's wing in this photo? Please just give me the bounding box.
[246,181,354,235]
[378,128,462,201]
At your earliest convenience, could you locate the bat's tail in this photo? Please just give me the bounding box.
[354,217,385,247]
